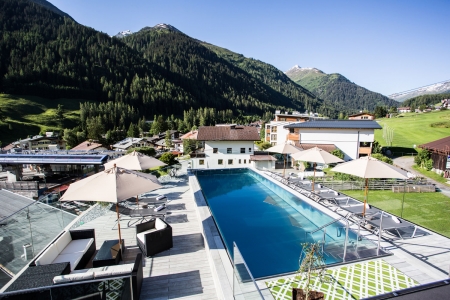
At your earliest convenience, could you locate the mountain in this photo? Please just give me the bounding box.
[402,93,450,108]
[114,30,133,38]
[285,65,399,113]
[29,0,74,20]
[0,0,336,141]
[388,80,450,102]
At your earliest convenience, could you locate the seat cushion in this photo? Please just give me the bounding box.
[94,264,134,278]
[36,244,59,266]
[53,272,94,284]
[60,238,94,255]
[137,229,157,244]
[52,252,84,271]
[155,218,167,230]
[54,231,72,253]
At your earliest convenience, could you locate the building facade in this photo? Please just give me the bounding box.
[348,112,375,120]
[190,125,260,169]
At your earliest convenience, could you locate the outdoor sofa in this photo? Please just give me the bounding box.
[30,229,96,271]
[136,217,173,256]
[4,253,143,300]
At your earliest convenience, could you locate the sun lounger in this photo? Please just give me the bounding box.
[365,212,418,239]
[338,204,381,217]
[328,196,361,206]
[127,208,167,227]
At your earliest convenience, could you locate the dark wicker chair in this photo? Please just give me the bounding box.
[136,218,173,257]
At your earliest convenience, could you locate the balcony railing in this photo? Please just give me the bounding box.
[189,153,206,158]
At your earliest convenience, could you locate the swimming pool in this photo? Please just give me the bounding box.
[196,168,388,278]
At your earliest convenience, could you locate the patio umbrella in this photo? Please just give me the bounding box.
[104,150,167,206]
[60,165,162,253]
[331,156,408,216]
[265,143,300,177]
[290,146,343,191]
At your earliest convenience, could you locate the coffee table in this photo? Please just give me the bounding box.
[92,239,125,268]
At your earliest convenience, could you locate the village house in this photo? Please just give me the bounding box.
[397,107,411,113]
[15,132,66,151]
[190,125,260,169]
[348,112,375,120]
[112,137,148,151]
[284,120,382,160]
[70,140,108,152]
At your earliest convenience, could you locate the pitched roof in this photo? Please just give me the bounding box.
[348,112,375,117]
[197,126,260,141]
[295,143,336,153]
[284,120,382,129]
[249,154,277,161]
[419,136,450,154]
[180,130,198,140]
[71,140,104,151]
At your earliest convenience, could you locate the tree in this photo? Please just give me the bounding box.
[259,126,265,140]
[165,130,172,148]
[86,117,104,140]
[63,128,79,148]
[127,123,140,138]
[0,108,6,122]
[183,139,198,154]
[330,149,344,159]
[258,141,272,150]
[374,106,387,118]
[56,104,64,126]
[159,152,176,165]
[296,242,327,300]
[414,149,432,170]
[371,140,382,154]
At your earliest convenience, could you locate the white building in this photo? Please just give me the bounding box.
[284,120,382,160]
[190,125,261,169]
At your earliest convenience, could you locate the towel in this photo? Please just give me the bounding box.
[156,195,166,201]
[391,216,401,224]
[154,204,166,212]
[364,203,371,210]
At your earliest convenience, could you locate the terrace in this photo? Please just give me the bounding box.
[1,168,450,299]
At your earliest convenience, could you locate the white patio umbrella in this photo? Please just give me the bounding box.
[331,156,408,216]
[265,143,300,177]
[104,150,167,170]
[104,150,167,207]
[291,147,343,191]
[60,165,162,253]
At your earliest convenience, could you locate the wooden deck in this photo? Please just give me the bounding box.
[77,178,219,300]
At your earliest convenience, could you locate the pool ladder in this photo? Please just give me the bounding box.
[306,216,349,262]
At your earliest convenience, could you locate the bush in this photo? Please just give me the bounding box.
[425,159,433,171]
[371,153,393,165]
[257,141,272,150]
[159,152,176,165]
[331,149,344,159]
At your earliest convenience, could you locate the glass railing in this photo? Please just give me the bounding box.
[0,275,133,300]
[233,242,264,299]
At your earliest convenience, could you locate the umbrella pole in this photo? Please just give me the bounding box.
[136,195,139,208]
[283,154,286,177]
[363,178,368,217]
[116,204,123,255]
[312,162,316,192]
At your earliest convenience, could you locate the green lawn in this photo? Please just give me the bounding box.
[375,110,450,148]
[412,165,448,184]
[0,94,93,144]
[342,190,450,238]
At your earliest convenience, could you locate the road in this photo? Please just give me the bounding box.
[393,156,450,197]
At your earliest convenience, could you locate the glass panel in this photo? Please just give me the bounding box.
[233,242,263,299]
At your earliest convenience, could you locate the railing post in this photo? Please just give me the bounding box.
[343,218,349,262]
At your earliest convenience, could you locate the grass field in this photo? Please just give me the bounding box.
[0,94,92,144]
[375,110,450,148]
[342,190,450,238]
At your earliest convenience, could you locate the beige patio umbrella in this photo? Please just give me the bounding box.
[104,150,167,207]
[265,143,300,177]
[290,147,343,191]
[331,156,408,216]
[60,165,162,253]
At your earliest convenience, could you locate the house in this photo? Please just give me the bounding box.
[284,120,382,160]
[16,133,66,151]
[418,136,450,175]
[397,107,411,113]
[265,110,325,146]
[70,140,108,152]
[179,130,205,154]
[191,125,260,169]
[112,137,147,151]
[348,112,375,120]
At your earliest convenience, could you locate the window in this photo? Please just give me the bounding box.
[289,128,294,133]
[227,148,232,154]
[239,159,241,164]
[271,134,277,140]
[218,159,223,165]
[272,127,277,132]
[213,148,218,153]
[240,148,245,153]
[228,159,233,165]
[249,147,252,152]
[244,159,247,164]
[199,159,204,165]
[279,118,286,121]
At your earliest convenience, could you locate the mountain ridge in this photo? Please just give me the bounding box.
[388,80,450,102]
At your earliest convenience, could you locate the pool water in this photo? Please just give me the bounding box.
[196,168,385,278]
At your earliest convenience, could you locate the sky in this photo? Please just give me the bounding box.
[47,0,450,96]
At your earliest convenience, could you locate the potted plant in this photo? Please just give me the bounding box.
[292,242,327,300]
[295,162,300,170]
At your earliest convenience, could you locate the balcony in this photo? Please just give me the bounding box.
[287,133,299,141]
[359,147,372,155]
[190,152,206,158]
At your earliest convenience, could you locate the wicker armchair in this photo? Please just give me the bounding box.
[136,218,173,257]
